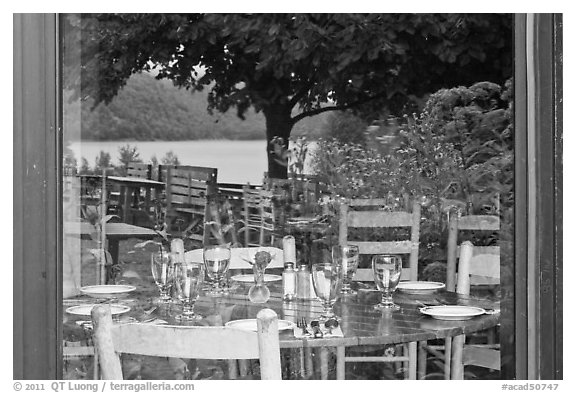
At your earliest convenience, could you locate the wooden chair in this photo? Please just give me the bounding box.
[338,198,421,283]
[206,194,241,247]
[239,186,277,247]
[91,305,282,380]
[126,162,152,179]
[289,172,328,203]
[119,162,153,223]
[336,198,422,380]
[418,212,500,379]
[163,165,218,244]
[450,241,500,379]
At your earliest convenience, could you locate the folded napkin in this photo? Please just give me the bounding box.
[293,321,344,339]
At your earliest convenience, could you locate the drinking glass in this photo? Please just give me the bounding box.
[174,262,205,321]
[372,255,402,310]
[203,244,231,296]
[150,250,174,304]
[311,263,344,320]
[332,244,360,294]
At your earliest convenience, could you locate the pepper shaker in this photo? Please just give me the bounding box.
[297,264,312,299]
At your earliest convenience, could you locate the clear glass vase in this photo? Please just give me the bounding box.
[248,265,270,303]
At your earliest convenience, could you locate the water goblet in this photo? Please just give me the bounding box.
[372,255,402,310]
[332,244,360,294]
[173,262,205,321]
[203,244,231,296]
[150,250,174,305]
[311,263,344,321]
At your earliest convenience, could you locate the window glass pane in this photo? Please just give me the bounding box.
[60,13,514,380]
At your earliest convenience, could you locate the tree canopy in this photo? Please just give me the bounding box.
[66,13,512,178]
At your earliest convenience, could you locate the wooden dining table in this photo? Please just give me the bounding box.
[71,221,158,284]
[64,280,500,380]
[77,174,165,224]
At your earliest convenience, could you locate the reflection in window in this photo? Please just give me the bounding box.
[60,14,512,380]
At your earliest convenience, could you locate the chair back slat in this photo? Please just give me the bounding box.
[169,178,212,190]
[164,166,218,242]
[241,186,276,247]
[169,195,209,207]
[112,324,260,359]
[347,211,415,228]
[91,305,281,380]
[159,165,217,183]
[349,240,414,255]
[127,162,152,179]
[457,215,500,231]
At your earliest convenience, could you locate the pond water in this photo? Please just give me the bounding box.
[68,139,318,184]
[68,140,269,184]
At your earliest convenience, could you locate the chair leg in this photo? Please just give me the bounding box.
[304,347,314,378]
[450,335,465,380]
[299,348,306,378]
[417,341,427,379]
[336,346,345,380]
[444,337,453,380]
[227,359,238,379]
[407,341,417,380]
[319,347,329,379]
[238,359,249,377]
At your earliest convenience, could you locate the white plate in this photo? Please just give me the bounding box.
[225,319,296,332]
[397,281,445,294]
[66,304,131,317]
[230,274,282,283]
[419,305,486,321]
[80,285,136,298]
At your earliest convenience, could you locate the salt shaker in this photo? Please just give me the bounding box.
[282,236,297,301]
[282,262,297,301]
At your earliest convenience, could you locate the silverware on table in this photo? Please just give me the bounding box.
[310,320,323,338]
[324,318,339,335]
[297,317,312,337]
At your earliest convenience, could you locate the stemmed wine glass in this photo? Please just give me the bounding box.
[372,254,402,310]
[311,263,344,321]
[173,262,205,321]
[203,244,231,296]
[332,244,360,294]
[151,250,175,305]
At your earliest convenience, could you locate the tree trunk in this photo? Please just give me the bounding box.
[263,104,294,179]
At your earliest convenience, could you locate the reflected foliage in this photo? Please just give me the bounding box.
[63,13,512,177]
[312,80,512,265]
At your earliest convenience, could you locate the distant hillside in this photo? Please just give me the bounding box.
[76,72,329,141]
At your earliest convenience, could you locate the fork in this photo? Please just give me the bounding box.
[298,317,311,336]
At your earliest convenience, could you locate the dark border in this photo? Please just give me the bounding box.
[513,13,563,379]
[12,12,563,380]
[533,13,563,379]
[511,13,528,380]
[13,13,61,379]
[552,14,563,380]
